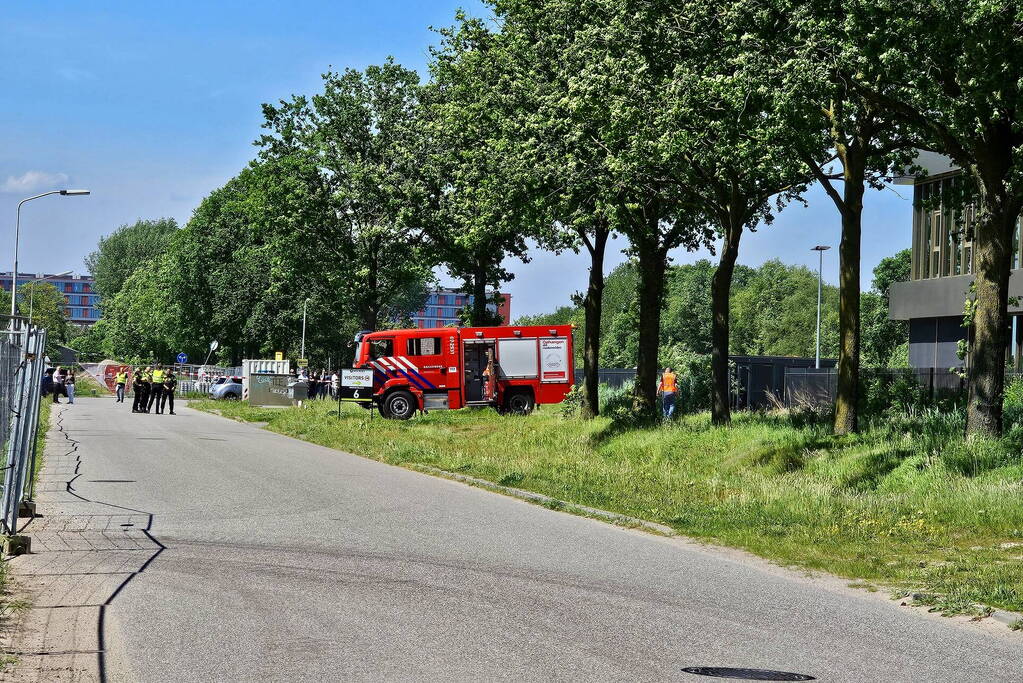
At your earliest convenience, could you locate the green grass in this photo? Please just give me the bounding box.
[193,399,1023,616]
[32,399,51,490]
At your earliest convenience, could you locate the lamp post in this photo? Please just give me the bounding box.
[27,270,73,324]
[300,298,310,360]
[12,190,90,320]
[811,245,831,369]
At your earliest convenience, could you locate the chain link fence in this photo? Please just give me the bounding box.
[0,318,47,535]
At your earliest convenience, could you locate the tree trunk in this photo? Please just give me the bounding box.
[580,222,609,419]
[711,215,742,425]
[632,221,667,417]
[471,262,488,325]
[966,185,1016,437]
[834,153,866,435]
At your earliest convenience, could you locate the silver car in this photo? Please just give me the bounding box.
[208,376,242,400]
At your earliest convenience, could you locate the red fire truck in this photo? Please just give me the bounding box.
[351,325,575,419]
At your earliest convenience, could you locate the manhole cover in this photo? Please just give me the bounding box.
[682,668,815,681]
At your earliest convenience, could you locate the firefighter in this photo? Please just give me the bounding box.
[482,348,497,403]
[658,366,678,419]
[115,369,128,403]
[131,368,148,413]
[149,365,166,414]
[161,369,177,415]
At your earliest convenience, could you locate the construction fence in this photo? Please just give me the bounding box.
[781,367,1009,409]
[79,363,243,396]
[0,318,47,535]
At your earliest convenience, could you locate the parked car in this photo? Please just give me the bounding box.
[209,376,243,400]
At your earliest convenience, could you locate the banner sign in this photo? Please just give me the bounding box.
[342,369,373,388]
[540,338,569,383]
[338,369,374,403]
[102,364,133,393]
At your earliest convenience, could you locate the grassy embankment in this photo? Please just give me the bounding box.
[192,398,1023,616]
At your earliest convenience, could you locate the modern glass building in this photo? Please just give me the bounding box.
[889,153,1023,368]
[0,272,101,327]
[411,287,511,328]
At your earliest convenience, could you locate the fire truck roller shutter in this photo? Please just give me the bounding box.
[496,338,539,379]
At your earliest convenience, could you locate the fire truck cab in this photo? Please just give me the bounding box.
[353,325,575,419]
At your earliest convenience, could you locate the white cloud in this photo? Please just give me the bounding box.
[1,171,70,194]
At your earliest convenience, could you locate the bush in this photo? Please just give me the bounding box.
[1003,377,1023,430]
[599,380,635,419]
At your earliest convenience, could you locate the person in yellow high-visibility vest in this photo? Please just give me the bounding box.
[148,365,166,414]
[115,369,128,403]
[658,367,678,419]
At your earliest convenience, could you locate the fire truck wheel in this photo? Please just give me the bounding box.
[504,390,535,415]
[383,390,417,420]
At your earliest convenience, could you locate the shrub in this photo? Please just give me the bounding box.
[1003,377,1023,430]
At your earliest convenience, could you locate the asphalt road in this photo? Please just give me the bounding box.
[55,397,1022,682]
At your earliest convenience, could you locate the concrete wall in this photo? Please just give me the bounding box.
[890,271,1023,321]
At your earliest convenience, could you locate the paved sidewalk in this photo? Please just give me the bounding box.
[0,405,161,682]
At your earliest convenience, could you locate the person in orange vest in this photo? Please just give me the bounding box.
[658,367,678,419]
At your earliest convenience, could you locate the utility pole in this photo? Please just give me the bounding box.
[301,298,310,360]
[11,190,89,320]
[811,245,831,369]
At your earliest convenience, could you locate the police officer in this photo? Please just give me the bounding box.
[161,370,177,415]
[149,364,166,414]
[140,366,153,413]
[115,369,128,403]
[131,368,147,413]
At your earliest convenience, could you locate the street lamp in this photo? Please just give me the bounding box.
[811,245,831,369]
[27,270,73,324]
[11,190,91,320]
[300,298,311,360]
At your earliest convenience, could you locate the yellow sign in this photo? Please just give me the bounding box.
[298,358,309,368]
[275,351,283,361]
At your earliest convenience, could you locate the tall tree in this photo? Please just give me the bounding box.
[765,1,917,434]
[422,19,535,326]
[466,1,628,417]
[526,0,715,415]
[259,60,433,334]
[852,0,1023,435]
[85,218,178,301]
[102,253,179,363]
[656,0,811,424]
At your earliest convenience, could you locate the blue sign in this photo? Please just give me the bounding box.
[176,352,189,364]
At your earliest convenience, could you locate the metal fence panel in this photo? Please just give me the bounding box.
[574,368,636,389]
[783,366,975,409]
[0,319,47,534]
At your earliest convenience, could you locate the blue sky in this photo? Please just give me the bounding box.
[1,1,911,318]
